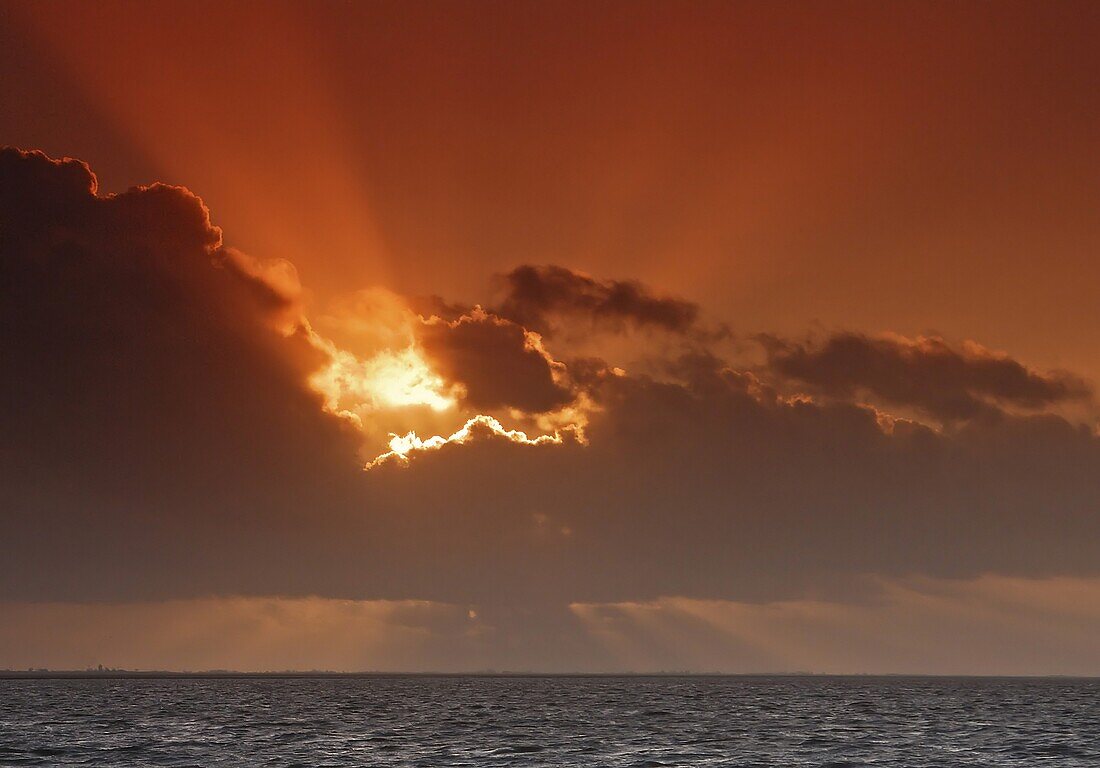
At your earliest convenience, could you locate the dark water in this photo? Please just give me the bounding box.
[1,676,1097,766]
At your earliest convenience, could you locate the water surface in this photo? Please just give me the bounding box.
[1,675,1097,766]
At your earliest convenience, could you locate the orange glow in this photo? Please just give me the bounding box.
[308,330,458,427]
[523,390,596,441]
[11,2,1100,392]
[566,575,1100,675]
[304,294,592,462]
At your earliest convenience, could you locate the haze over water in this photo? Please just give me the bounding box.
[2,676,1097,766]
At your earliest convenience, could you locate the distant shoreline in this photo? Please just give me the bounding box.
[2,671,1096,681]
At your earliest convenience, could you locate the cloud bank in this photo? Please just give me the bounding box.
[3,148,1099,671]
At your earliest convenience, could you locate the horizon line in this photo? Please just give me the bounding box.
[3,670,1098,681]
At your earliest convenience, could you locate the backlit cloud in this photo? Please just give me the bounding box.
[492,264,704,337]
[366,414,575,469]
[763,332,1092,421]
[4,147,1100,673]
[417,309,576,414]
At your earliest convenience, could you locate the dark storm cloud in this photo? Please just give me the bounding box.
[0,147,363,599]
[417,311,576,414]
[3,148,1099,625]
[356,351,1100,609]
[492,264,703,336]
[762,332,1091,420]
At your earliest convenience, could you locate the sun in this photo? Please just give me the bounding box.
[309,336,458,427]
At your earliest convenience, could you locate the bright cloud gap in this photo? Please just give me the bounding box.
[308,331,459,425]
[301,301,585,468]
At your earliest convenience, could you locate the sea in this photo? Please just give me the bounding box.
[0,675,1097,766]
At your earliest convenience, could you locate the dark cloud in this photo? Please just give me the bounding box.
[417,310,576,414]
[763,332,1091,420]
[1,147,363,599]
[352,350,1100,610]
[4,149,1100,669]
[492,264,702,336]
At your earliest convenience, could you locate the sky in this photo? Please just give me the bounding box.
[2,0,1099,673]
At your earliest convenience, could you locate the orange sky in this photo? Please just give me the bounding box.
[3,1,1100,673]
[6,1,1099,380]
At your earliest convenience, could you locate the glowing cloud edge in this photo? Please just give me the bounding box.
[365,414,572,469]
